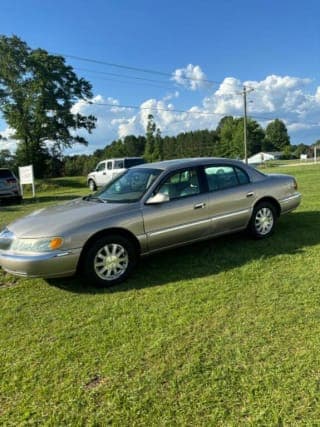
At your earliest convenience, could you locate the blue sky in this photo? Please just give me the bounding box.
[1,0,320,154]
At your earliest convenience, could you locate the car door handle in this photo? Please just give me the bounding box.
[246,192,254,198]
[194,202,206,209]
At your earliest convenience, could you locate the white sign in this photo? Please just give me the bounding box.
[19,165,35,197]
[300,154,307,161]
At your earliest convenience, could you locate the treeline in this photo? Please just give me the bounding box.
[0,115,313,178]
[62,116,311,176]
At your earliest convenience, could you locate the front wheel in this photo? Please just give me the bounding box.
[83,234,138,287]
[88,179,97,191]
[249,202,277,239]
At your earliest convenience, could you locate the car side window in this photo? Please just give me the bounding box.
[157,168,200,200]
[107,161,113,170]
[114,160,124,169]
[235,166,250,185]
[96,162,106,172]
[204,165,248,191]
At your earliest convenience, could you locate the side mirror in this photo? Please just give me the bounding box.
[146,192,170,205]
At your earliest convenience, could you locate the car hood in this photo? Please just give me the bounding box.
[8,198,139,238]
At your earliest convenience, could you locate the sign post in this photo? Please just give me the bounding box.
[19,165,35,198]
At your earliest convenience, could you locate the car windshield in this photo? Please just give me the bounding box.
[0,169,13,179]
[94,168,162,203]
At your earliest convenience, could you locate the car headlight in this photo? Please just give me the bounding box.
[11,237,64,253]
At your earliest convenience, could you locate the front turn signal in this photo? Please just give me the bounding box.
[49,237,64,250]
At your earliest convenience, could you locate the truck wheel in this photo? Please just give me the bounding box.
[88,180,97,191]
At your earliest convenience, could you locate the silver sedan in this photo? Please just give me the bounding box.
[0,158,301,287]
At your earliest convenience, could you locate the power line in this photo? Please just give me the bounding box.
[73,67,176,90]
[90,100,228,117]
[74,67,176,86]
[52,52,221,86]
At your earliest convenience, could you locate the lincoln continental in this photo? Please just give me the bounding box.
[0,158,301,287]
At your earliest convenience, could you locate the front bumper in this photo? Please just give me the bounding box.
[0,248,82,278]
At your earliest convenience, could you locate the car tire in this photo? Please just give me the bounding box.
[249,202,277,239]
[83,234,138,287]
[88,179,97,191]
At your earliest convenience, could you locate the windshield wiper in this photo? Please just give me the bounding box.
[83,195,106,203]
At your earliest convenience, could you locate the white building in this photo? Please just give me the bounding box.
[247,152,282,165]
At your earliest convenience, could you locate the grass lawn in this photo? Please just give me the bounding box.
[1,165,320,425]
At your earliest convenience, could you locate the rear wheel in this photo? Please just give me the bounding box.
[249,202,277,239]
[88,179,97,191]
[83,234,138,287]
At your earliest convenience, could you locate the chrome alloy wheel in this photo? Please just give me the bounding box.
[255,207,274,235]
[94,243,129,281]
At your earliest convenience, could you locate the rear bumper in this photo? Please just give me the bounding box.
[0,248,82,278]
[279,192,301,214]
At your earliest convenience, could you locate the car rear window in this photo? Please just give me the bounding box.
[204,165,249,191]
[124,158,145,168]
[0,169,14,179]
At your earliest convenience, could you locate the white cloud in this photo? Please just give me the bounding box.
[204,77,243,115]
[2,73,320,154]
[202,75,320,135]
[163,91,180,102]
[0,127,17,152]
[286,122,314,132]
[172,64,210,91]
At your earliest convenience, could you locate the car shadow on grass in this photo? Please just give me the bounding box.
[47,211,320,294]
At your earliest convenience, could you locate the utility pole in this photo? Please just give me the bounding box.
[241,86,254,164]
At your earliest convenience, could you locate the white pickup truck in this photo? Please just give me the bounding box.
[87,157,145,190]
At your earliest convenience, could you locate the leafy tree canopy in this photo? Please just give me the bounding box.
[265,119,290,151]
[0,35,96,176]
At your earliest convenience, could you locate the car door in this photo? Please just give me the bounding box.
[203,164,254,234]
[94,161,107,186]
[142,167,209,252]
[112,159,125,180]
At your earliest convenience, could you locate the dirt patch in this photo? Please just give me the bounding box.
[84,375,109,390]
[0,271,20,288]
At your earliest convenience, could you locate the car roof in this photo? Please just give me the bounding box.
[134,157,248,171]
[100,157,143,161]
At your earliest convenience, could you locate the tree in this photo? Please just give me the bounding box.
[216,116,248,158]
[0,148,15,168]
[122,135,146,157]
[246,119,265,156]
[216,116,238,157]
[152,127,163,160]
[291,143,309,159]
[144,114,156,161]
[0,35,96,177]
[216,116,265,158]
[265,119,290,151]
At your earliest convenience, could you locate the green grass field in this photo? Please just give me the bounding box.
[1,165,320,425]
